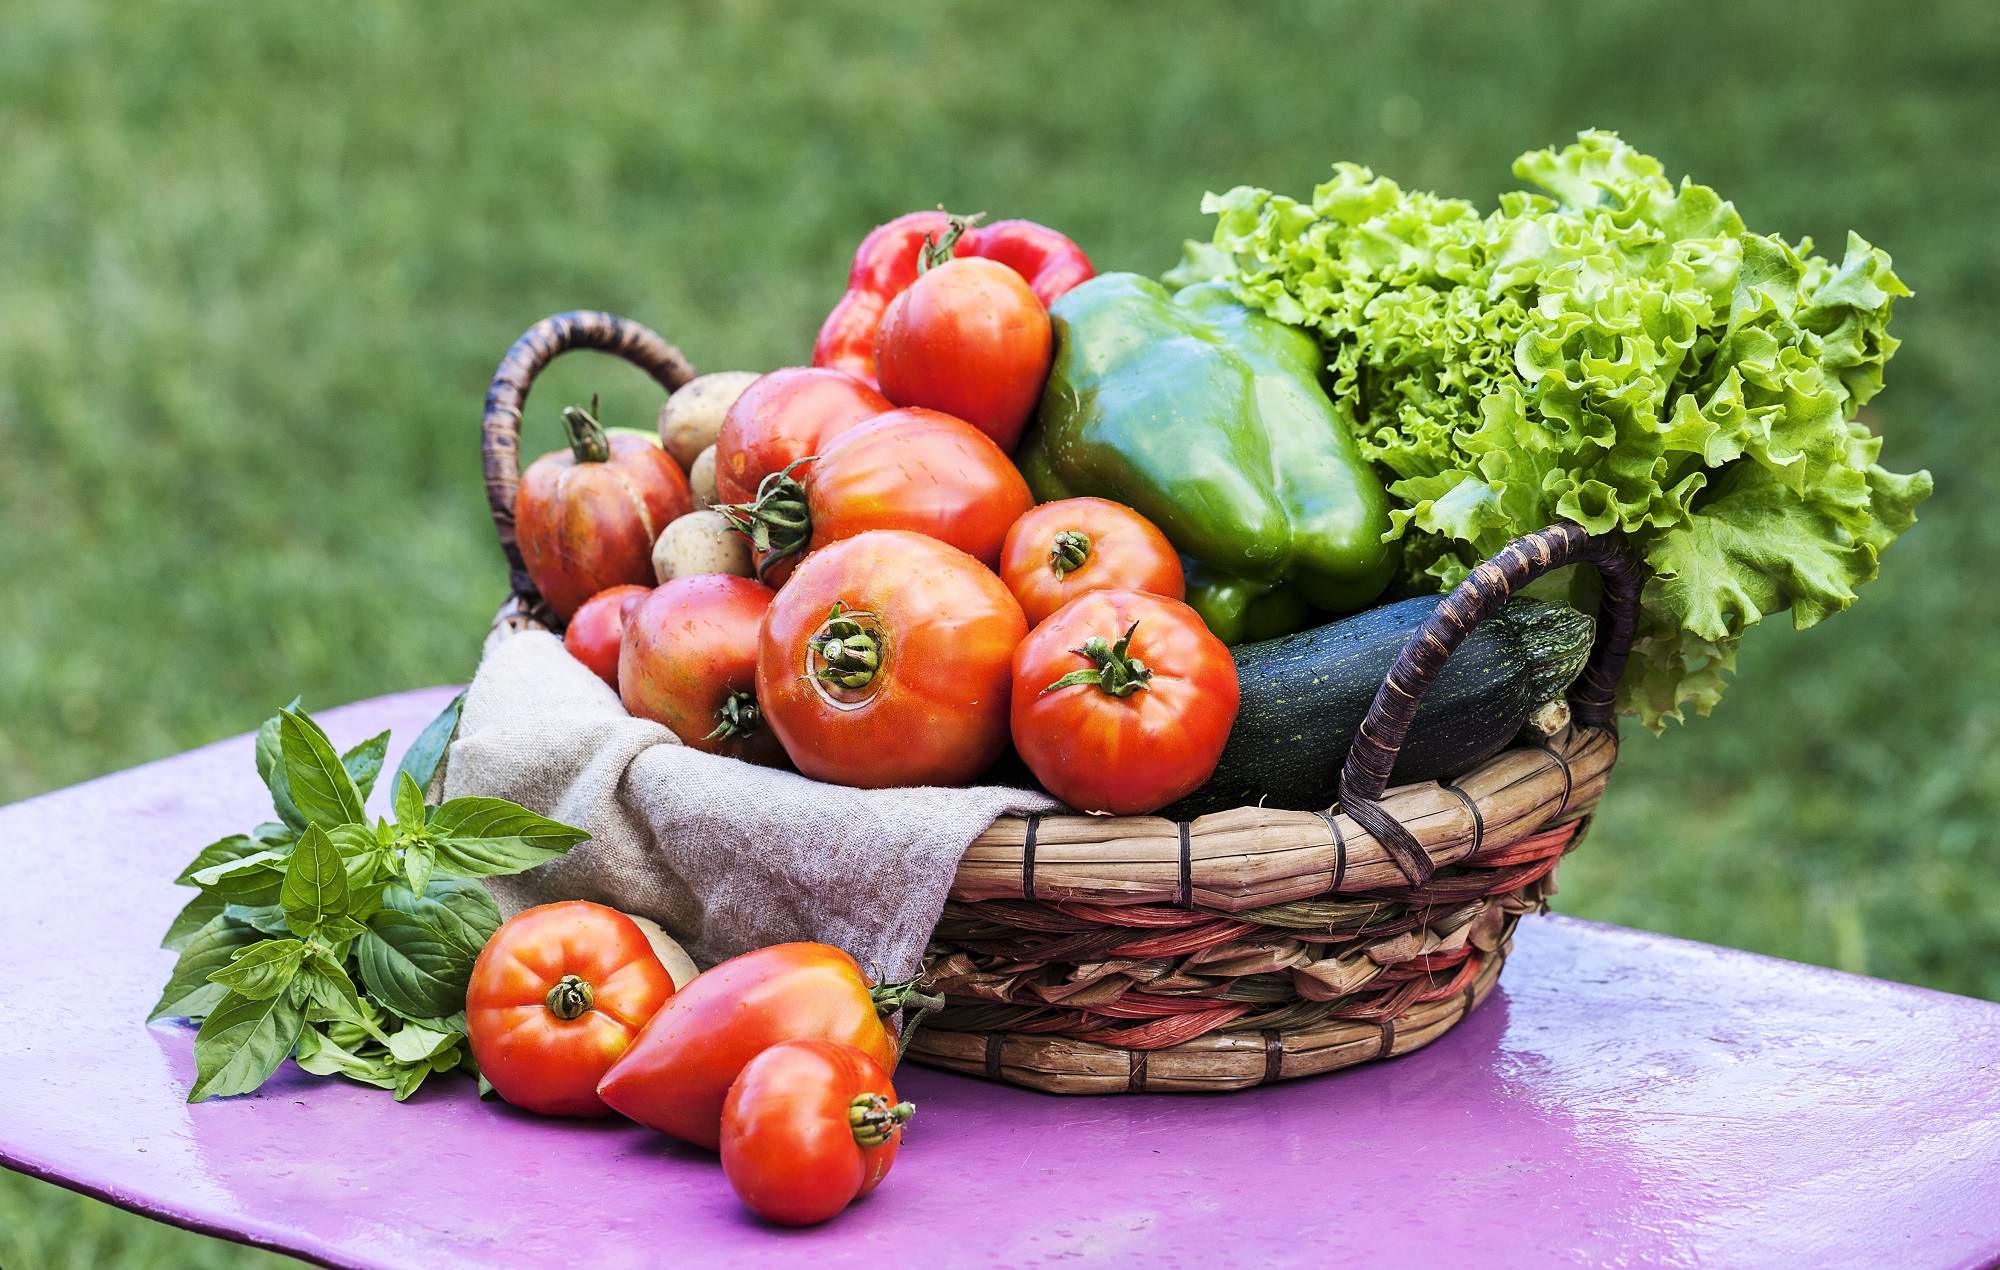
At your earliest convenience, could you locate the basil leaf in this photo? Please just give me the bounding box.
[294,1026,399,1091]
[385,1021,459,1065]
[209,939,307,1000]
[392,1057,435,1101]
[280,709,366,827]
[404,842,435,899]
[191,850,290,905]
[280,825,350,938]
[357,912,472,1019]
[175,835,265,887]
[427,799,587,878]
[300,951,389,1044]
[161,891,225,951]
[189,989,307,1102]
[393,771,426,835]
[394,691,465,799]
[250,821,297,847]
[382,878,496,960]
[224,902,293,937]
[255,699,307,832]
[149,913,261,1022]
[341,731,391,802]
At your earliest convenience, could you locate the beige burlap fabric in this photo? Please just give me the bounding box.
[443,625,1057,981]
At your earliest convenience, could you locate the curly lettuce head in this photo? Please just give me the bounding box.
[1192,130,1932,729]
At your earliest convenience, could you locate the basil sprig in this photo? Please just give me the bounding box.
[152,694,588,1104]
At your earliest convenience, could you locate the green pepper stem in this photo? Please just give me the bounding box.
[561,394,612,464]
[1049,530,1091,581]
[704,689,764,742]
[848,1092,916,1147]
[918,209,986,273]
[1041,620,1154,698]
[544,974,595,1020]
[715,457,815,579]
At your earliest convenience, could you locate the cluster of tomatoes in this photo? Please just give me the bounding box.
[513,210,1238,815]
[467,903,923,1227]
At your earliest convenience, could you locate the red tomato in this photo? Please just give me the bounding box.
[874,257,1052,453]
[620,575,784,766]
[999,498,1186,629]
[1011,589,1239,815]
[596,943,903,1151]
[714,368,889,505]
[722,1040,912,1227]
[465,901,678,1118]
[563,584,651,687]
[517,403,693,620]
[756,531,1027,788]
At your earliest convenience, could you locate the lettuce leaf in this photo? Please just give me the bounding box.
[1195,130,1930,728]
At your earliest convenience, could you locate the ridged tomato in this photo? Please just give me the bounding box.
[999,498,1185,628]
[756,531,1026,788]
[620,575,784,766]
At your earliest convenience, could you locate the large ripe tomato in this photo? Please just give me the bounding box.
[517,401,693,620]
[999,498,1186,629]
[874,256,1052,454]
[722,1040,912,1227]
[720,409,1033,582]
[620,575,784,766]
[1011,589,1239,815]
[596,943,904,1151]
[714,368,889,505]
[564,584,651,687]
[756,530,1027,788]
[465,901,678,1118]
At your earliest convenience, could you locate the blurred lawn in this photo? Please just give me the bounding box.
[3,0,1996,1263]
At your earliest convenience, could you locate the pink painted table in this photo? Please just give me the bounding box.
[4,688,1999,1269]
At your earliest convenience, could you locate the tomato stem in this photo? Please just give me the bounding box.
[1049,530,1091,580]
[1040,620,1153,698]
[917,209,986,274]
[847,1092,916,1148]
[808,603,885,691]
[704,689,764,741]
[544,974,595,1020]
[715,456,814,580]
[561,394,613,464]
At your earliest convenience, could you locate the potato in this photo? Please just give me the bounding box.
[652,509,753,582]
[688,443,719,510]
[658,371,759,471]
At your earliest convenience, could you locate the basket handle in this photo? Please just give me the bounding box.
[481,311,698,603]
[1337,523,1642,888]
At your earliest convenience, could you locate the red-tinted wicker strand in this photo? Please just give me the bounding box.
[482,311,696,606]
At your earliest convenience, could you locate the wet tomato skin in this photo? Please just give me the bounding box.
[517,435,692,621]
[564,584,652,687]
[721,1039,909,1227]
[999,498,1185,629]
[714,368,889,505]
[874,257,1052,454]
[620,575,783,766]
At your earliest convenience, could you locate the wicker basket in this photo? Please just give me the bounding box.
[480,312,1643,1095]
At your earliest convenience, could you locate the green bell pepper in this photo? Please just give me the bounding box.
[1018,273,1396,642]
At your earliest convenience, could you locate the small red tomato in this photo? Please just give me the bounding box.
[722,1039,913,1227]
[714,368,889,506]
[563,584,652,687]
[596,943,905,1151]
[620,575,784,766]
[1000,498,1186,628]
[1011,589,1239,815]
[874,256,1052,454]
[517,400,693,620]
[465,901,678,1118]
[756,531,1027,789]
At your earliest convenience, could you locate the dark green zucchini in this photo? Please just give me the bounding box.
[1164,597,1594,819]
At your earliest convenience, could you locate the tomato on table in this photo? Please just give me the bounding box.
[999,497,1186,628]
[563,584,651,687]
[722,1039,913,1227]
[464,901,678,1117]
[620,575,783,766]
[713,367,888,506]
[755,530,1027,789]
[597,942,921,1151]
[516,398,693,620]
[1011,589,1239,815]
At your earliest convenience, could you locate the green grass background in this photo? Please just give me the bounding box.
[3,0,1995,1263]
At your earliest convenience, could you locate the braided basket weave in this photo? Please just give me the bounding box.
[480,312,1641,1095]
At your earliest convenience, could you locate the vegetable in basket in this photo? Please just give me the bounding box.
[1012,589,1238,816]
[755,531,1027,789]
[563,584,650,687]
[517,396,694,620]
[622,574,785,766]
[597,942,927,1151]
[1191,130,1933,727]
[815,209,1093,391]
[1018,273,1397,643]
[659,371,760,471]
[719,407,1034,580]
[999,497,1186,628]
[714,366,889,505]
[722,1039,912,1227]
[652,509,754,582]
[464,901,677,1117]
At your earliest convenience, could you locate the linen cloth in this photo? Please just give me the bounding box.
[443,624,1056,981]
